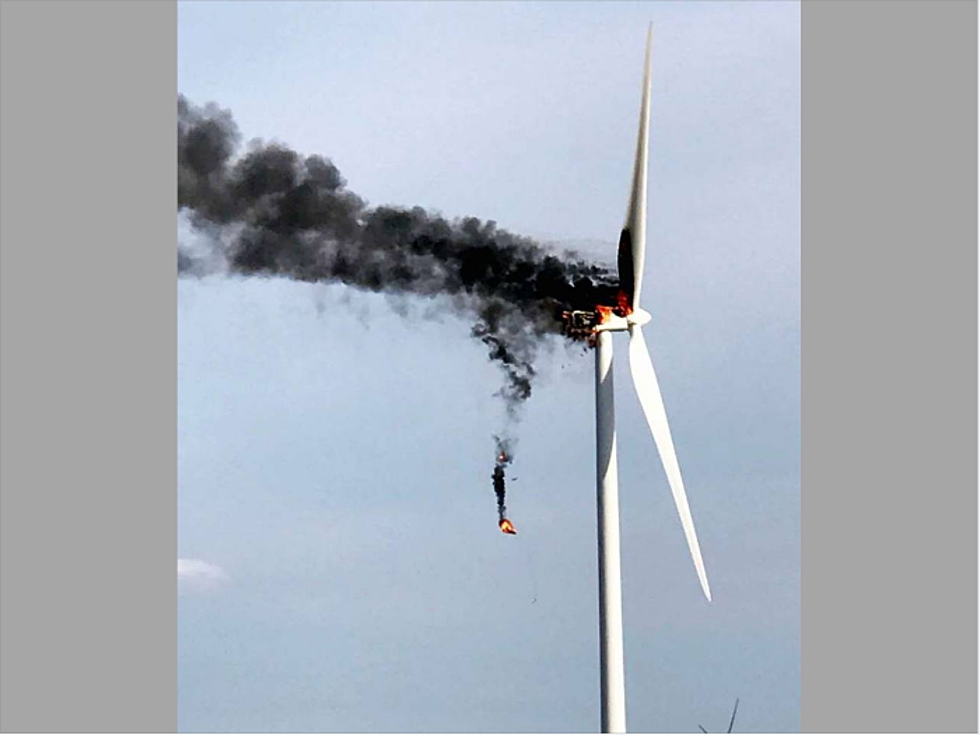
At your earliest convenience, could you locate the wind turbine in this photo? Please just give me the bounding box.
[589,24,712,733]
[698,698,741,734]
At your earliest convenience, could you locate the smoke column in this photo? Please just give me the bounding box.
[178,96,619,410]
[178,96,619,524]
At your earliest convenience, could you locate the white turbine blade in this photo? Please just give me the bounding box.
[617,24,653,312]
[628,325,712,601]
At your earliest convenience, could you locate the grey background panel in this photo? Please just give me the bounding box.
[803,1,977,732]
[1,2,176,732]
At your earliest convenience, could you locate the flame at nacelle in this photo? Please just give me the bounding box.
[561,296,646,343]
[499,518,517,535]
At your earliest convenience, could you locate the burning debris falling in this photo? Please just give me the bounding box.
[493,436,517,534]
[177,95,621,416]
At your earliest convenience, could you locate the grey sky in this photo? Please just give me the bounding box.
[178,2,800,732]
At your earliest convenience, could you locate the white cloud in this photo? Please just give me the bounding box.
[178,558,229,591]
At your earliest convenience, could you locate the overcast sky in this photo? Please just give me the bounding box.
[177,2,800,732]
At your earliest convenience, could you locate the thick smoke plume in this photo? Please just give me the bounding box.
[178,95,619,414]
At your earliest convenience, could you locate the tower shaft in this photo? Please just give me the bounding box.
[595,330,627,733]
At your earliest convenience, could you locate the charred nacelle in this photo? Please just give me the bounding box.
[561,306,649,342]
[562,310,600,340]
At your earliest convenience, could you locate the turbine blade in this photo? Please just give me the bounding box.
[618,24,653,312]
[628,325,712,601]
[698,726,708,734]
[727,699,740,733]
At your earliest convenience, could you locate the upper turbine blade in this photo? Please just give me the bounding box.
[618,24,653,312]
[628,324,712,601]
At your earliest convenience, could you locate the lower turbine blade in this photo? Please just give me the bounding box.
[628,325,712,601]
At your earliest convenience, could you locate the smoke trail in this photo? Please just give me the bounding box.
[177,95,619,415]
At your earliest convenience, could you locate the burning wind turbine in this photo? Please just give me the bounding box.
[177,23,710,733]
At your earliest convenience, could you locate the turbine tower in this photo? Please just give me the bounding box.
[592,25,712,733]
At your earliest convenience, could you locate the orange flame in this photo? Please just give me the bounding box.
[596,305,615,324]
[499,518,517,535]
[615,289,633,317]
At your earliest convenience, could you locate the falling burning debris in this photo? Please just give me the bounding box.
[493,437,517,534]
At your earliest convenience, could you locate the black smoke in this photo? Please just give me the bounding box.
[178,95,619,414]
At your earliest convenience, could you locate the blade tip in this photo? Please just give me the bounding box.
[702,580,713,602]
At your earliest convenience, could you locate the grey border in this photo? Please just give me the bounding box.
[1,0,977,733]
[803,1,977,732]
[1,1,176,732]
